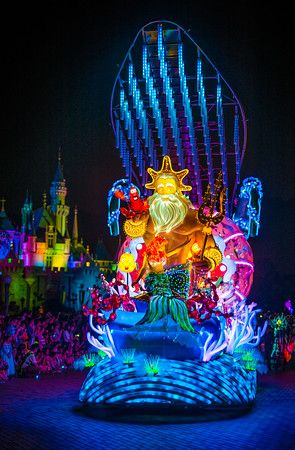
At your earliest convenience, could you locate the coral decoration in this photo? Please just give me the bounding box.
[120,348,136,364]
[82,275,135,325]
[115,187,149,219]
[186,277,232,324]
[145,236,167,263]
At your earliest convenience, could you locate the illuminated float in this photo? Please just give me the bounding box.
[79,21,266,412]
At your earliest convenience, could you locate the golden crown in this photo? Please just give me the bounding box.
[145,156,192,192]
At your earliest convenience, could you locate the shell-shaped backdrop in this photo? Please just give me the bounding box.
[110,20,247,216]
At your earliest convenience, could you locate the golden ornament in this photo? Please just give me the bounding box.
[202,226,212,235]
[145,155,192,192]
[203,246,223,271]
[123,219,147,238]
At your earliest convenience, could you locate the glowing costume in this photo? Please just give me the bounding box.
[136,271,194,333]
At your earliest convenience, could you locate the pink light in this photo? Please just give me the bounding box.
[223,232,244,243]
[235,260,254,270]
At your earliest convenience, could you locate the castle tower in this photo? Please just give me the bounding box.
[72,206,78,249]
[21,191,34,235]
[50,149,69,237]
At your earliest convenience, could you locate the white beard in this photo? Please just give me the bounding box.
[149,192,190,234]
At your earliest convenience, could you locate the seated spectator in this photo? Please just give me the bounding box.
[20,343,38,377]
[41,348,54,373]
[0,335,16,377]
[51,345,62,373]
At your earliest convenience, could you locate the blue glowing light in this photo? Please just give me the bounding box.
[143,45,167,154]
[232,177,263,238]
[197,54,214,191]
[216,79,228,214]
[79,354,257,406]
[178,43,202,203]
[158,24,182,163]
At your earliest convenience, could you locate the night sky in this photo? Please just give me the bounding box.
[1,1,294,309]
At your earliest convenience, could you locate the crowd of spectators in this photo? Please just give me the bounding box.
[0,308,294,383]
[0,311,88,382]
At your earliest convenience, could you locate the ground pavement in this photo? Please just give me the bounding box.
[0,368,294,449]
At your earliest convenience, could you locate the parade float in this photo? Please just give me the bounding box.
[79,21,266,413]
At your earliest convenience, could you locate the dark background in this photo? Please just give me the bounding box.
[1,1,294,310]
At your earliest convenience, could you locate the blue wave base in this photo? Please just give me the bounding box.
[79,354,256,408]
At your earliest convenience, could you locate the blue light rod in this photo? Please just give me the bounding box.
[216,78,229,214]
[143,45,166,155]
[197,54,214,191]
[178,43,202,204]
[157,24,183,166]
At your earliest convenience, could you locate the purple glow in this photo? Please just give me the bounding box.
[284,299,293,314]
[223,232,244,243]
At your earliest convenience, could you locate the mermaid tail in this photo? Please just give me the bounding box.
[136,294,195,333]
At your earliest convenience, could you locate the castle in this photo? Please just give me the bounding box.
[0,153,114,314]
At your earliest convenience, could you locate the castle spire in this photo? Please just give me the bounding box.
[53,147,64,183]
[72,205,78,248]
[50,148,67,215]
[21,192,33,234]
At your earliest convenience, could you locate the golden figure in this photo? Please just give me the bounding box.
[141,156,224,271]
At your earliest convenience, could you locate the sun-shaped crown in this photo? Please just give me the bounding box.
[145,156,192,192]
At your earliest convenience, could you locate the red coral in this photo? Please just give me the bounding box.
[82,278,134,324]
[187,278,232,324]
